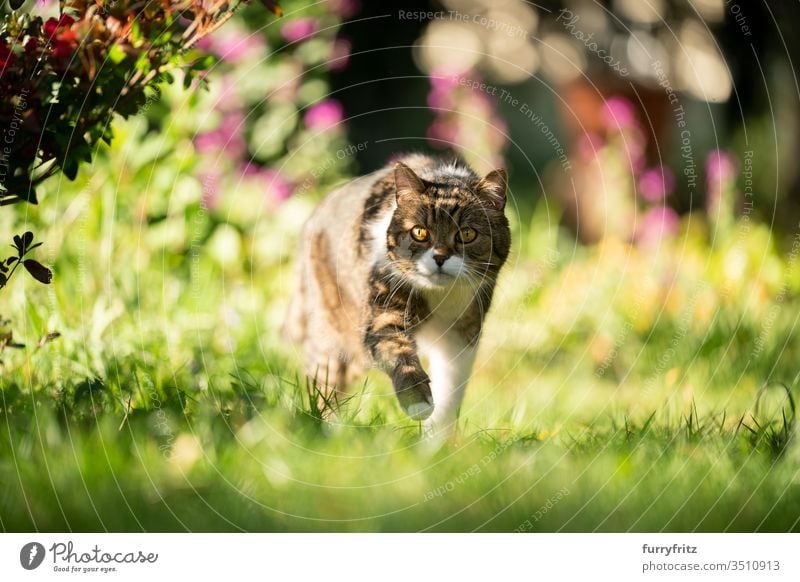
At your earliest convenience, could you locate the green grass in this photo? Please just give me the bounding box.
[1,120,799,532]
[1,234,798,531]
[1,358,798,532]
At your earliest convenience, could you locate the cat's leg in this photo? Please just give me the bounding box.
[364,269,434,420]
[418,330,477,438]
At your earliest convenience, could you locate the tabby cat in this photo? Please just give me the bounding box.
[283,153,511,435]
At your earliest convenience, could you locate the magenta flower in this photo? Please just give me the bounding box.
[327,37,351,71]
[198,170,222,211]
[620,127,646,173]
[214,33,265,62]
[195,112,246,158]
[577,132,604,162]
[705,149,738,226]
[706,149,737,185]
[602,96,637,130]
[328,0,361,18]
[637,207,679,245]
[427,86,453,110]
[426,119,458,147]
[304,100,344,131]
[281,17,319,43]
[638,166,675,202]
[427,71,461,109]
[263,169,294,202]
[429,69,459,92]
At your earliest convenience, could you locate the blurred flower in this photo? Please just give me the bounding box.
[637,206,679,245]
[44,15,79,59]
[426,119,458,145]
[240,163,293,202]
[327,37,351,71]
[263,168,294,202]
[328,0,361,18]
[0,40,15,69]
[602,96,637,130]
[429,70,459,91]
[24,37,38,56]
[195,112,246,158]
[705,149,738,237]
[427,70,459,109]
[577,132,603,162]
[52,30,78,59]
[615,126,647,174]
[706,149,737,185]
[425,70,507,171]
[199,170,222,210]
[203,30,265,63]
[304,99,343,131]
[44,14,75,37]
[638,166,675,202]
[281,17,319,43]
[213,75,243,112]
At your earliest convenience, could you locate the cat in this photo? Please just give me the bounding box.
[283,153,511,435]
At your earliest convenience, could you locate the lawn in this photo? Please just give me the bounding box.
[1,112,798,532]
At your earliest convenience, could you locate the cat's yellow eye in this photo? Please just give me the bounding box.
[456,227,477,244]
[410,226,429,242]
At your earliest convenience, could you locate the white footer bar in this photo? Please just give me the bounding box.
[1,534,796,581]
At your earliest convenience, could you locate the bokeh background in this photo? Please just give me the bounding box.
[2,0,800,531]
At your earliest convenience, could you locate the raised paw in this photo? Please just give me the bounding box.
[392,363,434,420]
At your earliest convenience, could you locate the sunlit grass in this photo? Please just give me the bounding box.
[1,124,799,531]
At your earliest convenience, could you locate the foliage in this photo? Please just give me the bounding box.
[0,0,281,293]
[0,230,51,289]
[0,0,278,206]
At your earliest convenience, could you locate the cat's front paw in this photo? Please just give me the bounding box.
[392,364,434,420]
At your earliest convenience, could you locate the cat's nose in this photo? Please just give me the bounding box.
[433,252,448,266]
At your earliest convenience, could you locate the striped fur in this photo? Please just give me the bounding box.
[283,153,510,433]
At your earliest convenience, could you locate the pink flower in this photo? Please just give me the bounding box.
[214,76,243,112]
[239,164,293,201]
[427,87,453,110]
[328,0,361,18]
[636,207,679,246]
[195,112,246,158]
[426,119,458,147]
[0,40,15,69]
[706,149,737,185]
[214,33,265,63]
[705,149,737,222]
[304,100,344,131]
[198,170,222,210]
[619,127,646,173]
[602,96,637,130]
[327,37,351,71]
[262,169,293,202]
[281,17,318,43]
[638,166,675,202]
[429,70,459,92]
[577,132,603,162]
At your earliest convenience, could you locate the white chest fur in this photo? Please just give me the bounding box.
[414,284,478,436]
[420,284,476,325]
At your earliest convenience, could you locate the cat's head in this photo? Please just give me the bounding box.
[386,162,511,290]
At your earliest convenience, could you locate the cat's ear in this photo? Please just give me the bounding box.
[475,169,507,210]
[394,162,424,206]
